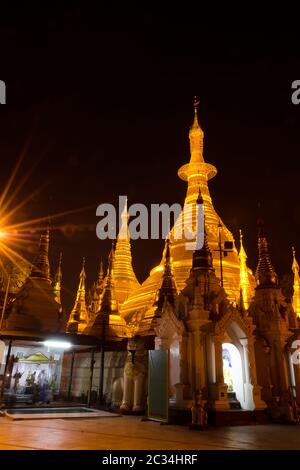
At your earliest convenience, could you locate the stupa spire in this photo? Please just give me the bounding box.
[114,198,140,304]
[239,230,251,310]
[255,218,278,288]
[178,98,217,204]
[98,242,118,314]
[30,224,51,281]
[156,239,177,310]
[97,258,104,286]
[292,247,300,318]
[53,252,63,304]
[88,259,105,314]
[192,189,213,270]
[173,97,220,277]
[67,258,89,333]
[189,96,204,164]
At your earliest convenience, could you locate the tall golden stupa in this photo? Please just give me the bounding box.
[120,100,255,324]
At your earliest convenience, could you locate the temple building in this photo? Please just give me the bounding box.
[0,101,299,425]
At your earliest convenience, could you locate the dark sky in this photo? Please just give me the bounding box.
[0,8,300,309]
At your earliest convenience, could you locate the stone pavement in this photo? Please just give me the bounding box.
[0,415,300,450]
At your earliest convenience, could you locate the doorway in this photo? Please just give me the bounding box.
[222,342,244,408]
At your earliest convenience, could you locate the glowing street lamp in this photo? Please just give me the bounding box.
[43,340,72,349]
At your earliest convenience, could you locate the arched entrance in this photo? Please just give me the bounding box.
[210,313,266,411]
[221,320,255,411]
[222,342,243,408]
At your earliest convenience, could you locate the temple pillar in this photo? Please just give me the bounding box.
[206,335,216,384]
[241,338,266,410]
[272,341,290,398]
[156,333,191,408]
[172,334,191,407]
[208,336,229,410]
[120,366,133,411]
[267,339,294,421]
[192,330,202,391]
[132,374,144,412]
[291,348,300,405]
[179,334,188,385]
[120,339,147,413]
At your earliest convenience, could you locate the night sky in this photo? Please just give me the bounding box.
[0,8,300,309]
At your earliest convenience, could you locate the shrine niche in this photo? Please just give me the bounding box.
[4,347,62,405]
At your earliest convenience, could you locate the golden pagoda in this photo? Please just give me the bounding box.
[114,200,140,304]
[4,227,63,333]
[88,242,127,339]
[67,258,89,333]
[30,225,51,281]
[292,247,300,318]
[120,99,255,325]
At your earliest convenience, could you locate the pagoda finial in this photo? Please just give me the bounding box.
[193,96,200,128]
[67,257,89,334]
[30,224,51,281]
[255,219,278,289]
[189,96,203,141]
[292,247,298,271]
[292,247,300,318]
[239,229,251,310]
[53,252,63,304]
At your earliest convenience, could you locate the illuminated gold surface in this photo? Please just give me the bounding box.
[114,204,140,304]
[292,247,300,317]
[53,252,62,304]
[88,245,128,339]
[88,259,105,315]
[67,258,89,333]
[239,230,252,310]
[120,103,255,324]
[98,246,118,314]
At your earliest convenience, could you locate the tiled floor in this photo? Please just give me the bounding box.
[0,415,300,450]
